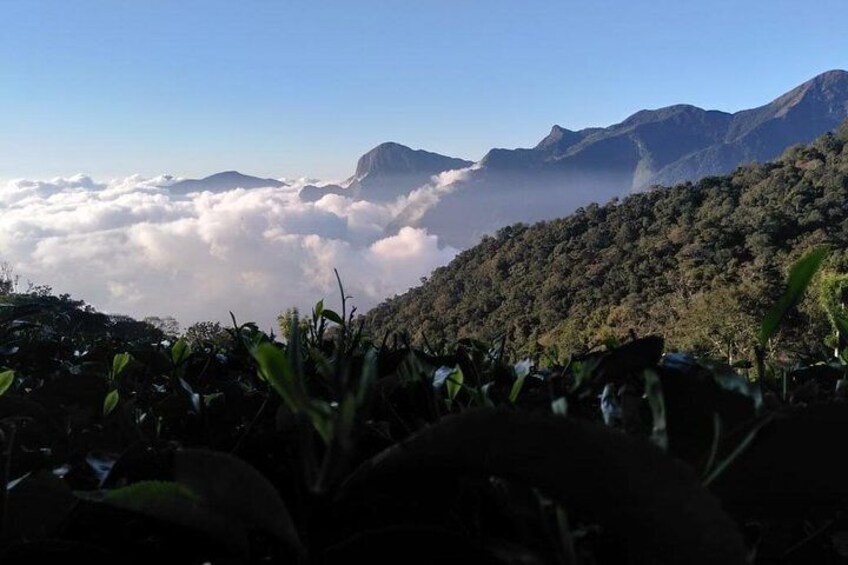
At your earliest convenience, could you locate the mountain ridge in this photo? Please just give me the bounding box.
[364,122,848,357]
[391,69,848,247]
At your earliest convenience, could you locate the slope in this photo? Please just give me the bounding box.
[365,124,848,358]
[403,70,848,248]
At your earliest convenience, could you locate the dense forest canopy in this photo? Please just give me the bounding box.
[365,123,848,361]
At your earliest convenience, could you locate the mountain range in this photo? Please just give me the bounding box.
[165,70,848,249]
[364,123,848,355]
[392,69,848,246]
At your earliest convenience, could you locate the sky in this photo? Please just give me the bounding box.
[2,0,848,181]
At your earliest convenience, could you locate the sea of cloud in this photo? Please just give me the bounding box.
[0,170,474,332]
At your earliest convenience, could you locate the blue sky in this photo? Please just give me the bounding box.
[2,0,847,181]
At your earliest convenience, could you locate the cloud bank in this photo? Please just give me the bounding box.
[0,172,465,332]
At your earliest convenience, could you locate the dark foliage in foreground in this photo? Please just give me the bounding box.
[1,254,848,564]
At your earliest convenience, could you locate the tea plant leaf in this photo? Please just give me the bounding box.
[252,342,301,410]
[111,352,131,379]
[508,375,527,404]
[509,359,532,403]
[174,449,302,555]
[307,401,334,444]
[78,450,303,558]
[703,412,775,486]
[834,310,848,343]
[433,365,465,401]
[702,413,723,482]
[103,389,119,416]
[759,246,829,346]
[251,342,333,444]
[321,309,344,326]
[341,409,747,565]
[446,365,464,400]
[100,480,201,511]
[0,369,14,396]
[80,480,246,554]
[171,338,191,366]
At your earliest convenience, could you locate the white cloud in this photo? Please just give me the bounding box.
[0,174,459,332]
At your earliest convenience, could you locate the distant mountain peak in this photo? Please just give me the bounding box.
[297,142,472,203]
[353,142,472,180]
[534,125,582,152]
[166,171,286,194]
[810,69,848,84]
[205,170,253,180]
[545,125,572,138]
[770,69,848,115]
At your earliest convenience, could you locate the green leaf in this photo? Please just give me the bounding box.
[446,365,464,401]
[306,401,334,445]
[834,311,848,342]
[251,342,300,410]
[171,338,191,366]
[0,369,14,396]
[321,309,344,326]
[174,449,302,554]
[78,450,303,558]
[81,481,242,552]
[509,375,526,403]
[100,480,201,509]
[111,352,132,379]
[251,342,334,444]
[759,246,829,346]
[434,363,471,402]
[509,359,532,403]
[103,389,119,417]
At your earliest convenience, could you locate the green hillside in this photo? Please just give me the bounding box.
[365,123,848,360]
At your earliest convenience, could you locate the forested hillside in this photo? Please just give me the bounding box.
[366,123,848,360]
